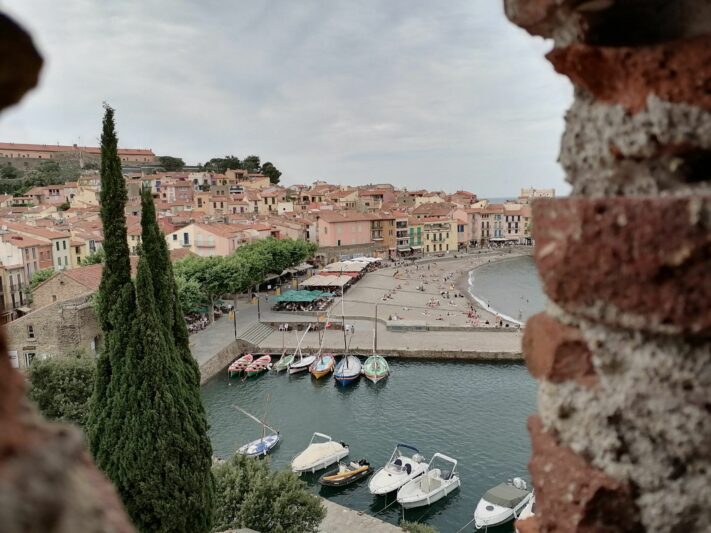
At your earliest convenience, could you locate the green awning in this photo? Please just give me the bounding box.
[272,290,334,303]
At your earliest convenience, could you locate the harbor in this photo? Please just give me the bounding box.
[202,359,537,532]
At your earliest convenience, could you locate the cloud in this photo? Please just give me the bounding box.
[0,0,572,197]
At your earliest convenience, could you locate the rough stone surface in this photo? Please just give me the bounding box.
[516,516,540,533]
[523,312,596,385]
[533,197,711,335]
[560,93,711,196]
[548,36,711,114]
[528,415,643,533]
[538,324,711,533]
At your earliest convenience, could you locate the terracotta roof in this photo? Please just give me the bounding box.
[1,221,70,239]
[4,234,47,248]
[0,142,154,156]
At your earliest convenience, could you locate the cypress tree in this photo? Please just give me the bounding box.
[88,107,213,532]
[87,104,137,472]
[134,188,214,531]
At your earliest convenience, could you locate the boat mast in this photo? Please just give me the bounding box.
[374,304,378,354]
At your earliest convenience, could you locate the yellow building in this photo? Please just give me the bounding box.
[420,217,458,254]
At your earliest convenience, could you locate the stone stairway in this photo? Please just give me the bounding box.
[238,322,274,346]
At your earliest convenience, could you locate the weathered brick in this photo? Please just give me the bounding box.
[533,197,711,336]
[516,516,540,533]
[528,416,643,533]
[523,312,596,385]
[548,35,711,113]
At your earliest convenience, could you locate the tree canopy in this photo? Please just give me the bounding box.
[29,268,55,290]
[158,155,185,171]
[80,247,105,265]
[212,454,325,533]
[198,154,281,183]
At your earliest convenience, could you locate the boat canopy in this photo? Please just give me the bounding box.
[272,290,333,303]
[396,443,420,453]
[483,483,529,508]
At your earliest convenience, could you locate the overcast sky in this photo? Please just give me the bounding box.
[1,1,571,197]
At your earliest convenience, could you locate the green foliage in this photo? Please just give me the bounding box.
[81,247,105,265]
[242,155,261,173]
[400,521,439,533]
[89,133,214,532]
[58,200,71,211]
[0,164,22,179]
[0,158,80,195]
[201,155,242,174]
[174,238,317,315]
[29,268,55,290]
[27,352,96,429]
[176,274,203,313]
[83,161,100,170]
[261,161,282,184]
[158,155,185,171]
[212,455,325,533]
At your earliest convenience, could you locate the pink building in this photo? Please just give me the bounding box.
[316,211,375,247]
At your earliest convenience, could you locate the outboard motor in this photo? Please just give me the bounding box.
[512,477,527,490]
[412,453,425,464]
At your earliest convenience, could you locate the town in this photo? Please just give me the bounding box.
[0,141,552,368]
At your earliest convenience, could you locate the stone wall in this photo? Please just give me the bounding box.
[199,339,254,384]
[505,2,710,532]
[31,273,91,309]
[3,293,100,368]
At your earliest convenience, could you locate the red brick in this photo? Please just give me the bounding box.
[547,35,711,113]
[533,197,711,336]
[528,416,643,532]
[516,516,540,533]
[523,313,596,385]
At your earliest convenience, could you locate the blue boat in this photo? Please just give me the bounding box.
[233,403,280,457]
[334,355,362,385]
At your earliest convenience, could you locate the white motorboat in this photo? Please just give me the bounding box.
[368,443,427,495]
[291,432,349,474]
[474,478,533,529]
[396,452,460,509]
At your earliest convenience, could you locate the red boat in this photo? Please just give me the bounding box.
[228,354,253,378]
[245,354,272,377]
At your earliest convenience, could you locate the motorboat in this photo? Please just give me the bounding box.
[334,354,362,385]
[368,443,427,495]
[245,354,271,377]
[318,459,373,487]
[396,453,461,509]
[291,432,349,474]
[310,353,336,379]
[516,492,535,532]
[228,353,253,378]
[233,402,280,457]
[362,354,389,383]
[474,478,533,529]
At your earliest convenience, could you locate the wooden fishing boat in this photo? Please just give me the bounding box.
[274,351,294,372]
[233,402,281,457]
[319,459,373,487]
[245,354,271,377]
[228,353,253,378]
[334,355,362,384]
[310,353,335,379]
[362,354,389,383]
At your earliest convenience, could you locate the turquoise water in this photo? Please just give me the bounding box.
[469,255,546,324]
[202,360,537,532]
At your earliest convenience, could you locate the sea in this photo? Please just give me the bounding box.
[468,255,546,325]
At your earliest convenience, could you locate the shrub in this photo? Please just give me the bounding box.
[27,352,96,429]
[212,454,325,533]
